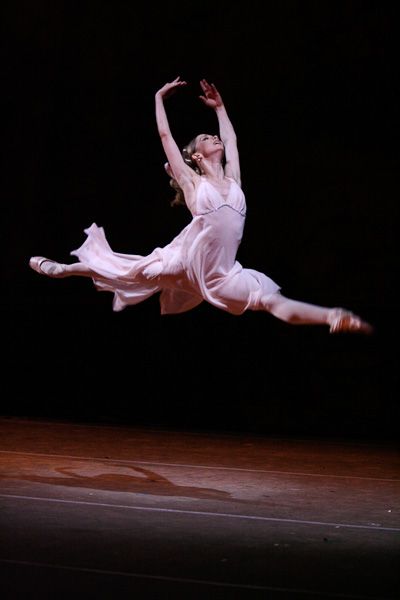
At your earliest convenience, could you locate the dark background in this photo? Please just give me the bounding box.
[2,1,398,439]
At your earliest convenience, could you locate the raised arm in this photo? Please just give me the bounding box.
[155,77,197,190]
[199,79,241,185]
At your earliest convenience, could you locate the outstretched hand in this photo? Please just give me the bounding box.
[156,76,187,99]
[199,79,223,109]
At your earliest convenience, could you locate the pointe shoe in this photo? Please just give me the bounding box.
[29,256,67,278]
[328,308,374,335]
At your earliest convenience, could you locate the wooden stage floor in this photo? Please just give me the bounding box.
[0,417,399,599]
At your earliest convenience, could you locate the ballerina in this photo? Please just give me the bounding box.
[29,77,373,335]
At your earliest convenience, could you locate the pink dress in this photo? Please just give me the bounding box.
[70,177,281,315]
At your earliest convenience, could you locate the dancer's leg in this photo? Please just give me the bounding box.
[262,293,373,334]
[63,262,96,277]
[29,257,95,278]
[264,293,331,325]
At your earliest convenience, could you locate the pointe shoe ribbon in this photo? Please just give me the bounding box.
[29,256,66,278]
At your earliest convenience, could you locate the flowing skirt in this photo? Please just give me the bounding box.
[71,207,280,315]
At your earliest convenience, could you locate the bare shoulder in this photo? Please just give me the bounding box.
[224,163,241,187]
[175,166,200,189]
[226,174,242,188]
[178,171,202,211]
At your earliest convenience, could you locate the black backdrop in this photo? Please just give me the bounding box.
[2,1,398,438]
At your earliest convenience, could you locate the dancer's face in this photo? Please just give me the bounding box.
[194,134,224,158]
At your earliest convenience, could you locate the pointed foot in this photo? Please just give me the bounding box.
[328,308,374,335]
[29,257,67,278]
